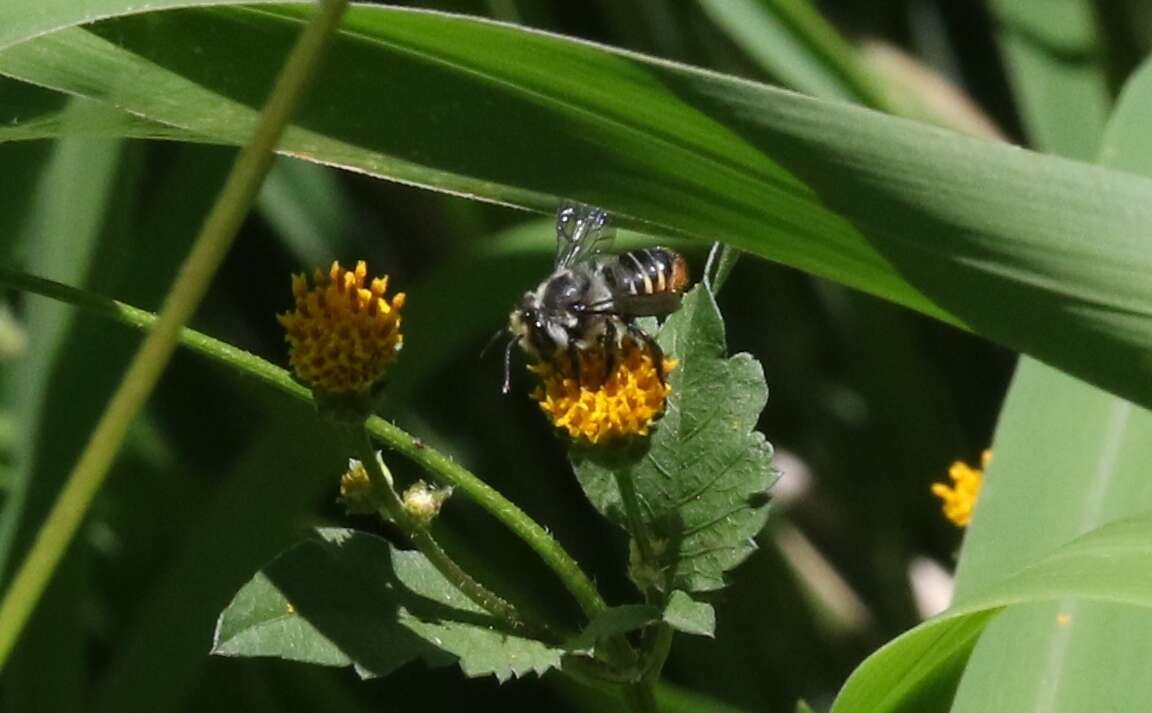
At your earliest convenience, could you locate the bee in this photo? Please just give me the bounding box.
[503,204,690,392]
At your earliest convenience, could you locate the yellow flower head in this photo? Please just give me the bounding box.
[932,450,991,528]
[530,339,675,444]
[278,261,405,395]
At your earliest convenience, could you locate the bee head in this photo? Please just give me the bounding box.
[509,293,557,361]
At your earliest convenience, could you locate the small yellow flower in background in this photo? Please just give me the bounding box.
[932,450,991,527]
[530,339,676,444]
[278,260,405,395]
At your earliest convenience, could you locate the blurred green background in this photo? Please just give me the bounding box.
[4,1,1149,711]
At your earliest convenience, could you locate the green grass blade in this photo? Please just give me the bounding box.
[946,52,1152,713]
[94,409,346,713]
[830,514,1152,713]
[696,0,885,107]
[1101,56,1152,175]
[3,4,1152,411]
[989,0,1111,159]
[256,157,353,267]
[0,98,129,712]
[0,0,351,672]
[828,45,1152,713]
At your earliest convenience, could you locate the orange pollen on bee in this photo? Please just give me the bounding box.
[528,338,675,444]
[668,252,690,293]
[277,260,405,394]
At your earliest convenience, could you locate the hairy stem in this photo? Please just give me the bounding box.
[0,0,350,670]
[0,266,611,625]
[615,469,656,569]
[351,428,551,638]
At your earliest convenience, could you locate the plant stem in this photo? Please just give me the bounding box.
[611,466,673,710]
[640,623,674,685]
[366,414,610,620]
[351,428,549,638]
[0,267,612,625]
[623,683,661,713]
[0,0,349,671]
[615,469,656,567]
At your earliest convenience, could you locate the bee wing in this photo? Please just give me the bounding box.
[610,291,684,319]
[554,203,616,270]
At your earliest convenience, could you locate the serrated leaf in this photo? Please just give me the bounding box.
[213,528,562,682]
[663,591,715,638]
[572,286,776,593]
[566,604,659,652]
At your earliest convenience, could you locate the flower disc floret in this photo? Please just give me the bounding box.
[931,450,990,528]
[530,339,675,444]
[278,260,405,395]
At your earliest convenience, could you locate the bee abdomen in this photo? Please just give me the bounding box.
[610,248,689,296]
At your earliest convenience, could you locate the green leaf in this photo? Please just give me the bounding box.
[945,52,1152,713]
[1100,56,1152,176]
[94,408,348,713]
[830,515,1152,713]
[989,0,1111,159]
[567,604,659,652]
[214,528,563,682]
[946,367,1152,713]
[696,0,885,108]
[572,286,775,593]
[830,39,1152,713]
[256,157,354,268]
[0,98,130,712]
[4,5,1152,409]
[663,591,715,638]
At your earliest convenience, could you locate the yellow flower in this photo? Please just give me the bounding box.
[278,261,405,395]
[530,339,675,444]
[932,450,991,527]
[339,454,391,514]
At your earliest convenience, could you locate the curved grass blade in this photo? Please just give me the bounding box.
[948,50,1152,713]
[2,5,1152,409]
[830,48,1152,713]
[830,514,1152,713]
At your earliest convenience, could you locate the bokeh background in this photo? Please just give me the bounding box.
[4,1,1149,711]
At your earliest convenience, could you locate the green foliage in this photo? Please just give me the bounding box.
[662,591,715,638]
[572,286,775,594]
[942,42,1152,713]
[5,1,1152,712]
[831,515,1152,713]
[567,606,660,653]
[214,528,563,682]
[5,4,1152,411]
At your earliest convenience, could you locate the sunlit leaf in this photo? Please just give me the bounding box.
[214,529,563,682]
[663,591,715,638]
[2,4,1152,409]
[572,286,775,594]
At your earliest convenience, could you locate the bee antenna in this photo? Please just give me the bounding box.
[502,336,521,395]
[480,326,508,360]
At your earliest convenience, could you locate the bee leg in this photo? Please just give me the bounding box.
[502,336,520,394]
[627,324,666,384]
[568,342,583,386]
[601,320,618,380]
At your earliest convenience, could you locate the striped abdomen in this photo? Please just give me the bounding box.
[604,248,690,318]
[607,248,689,296]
